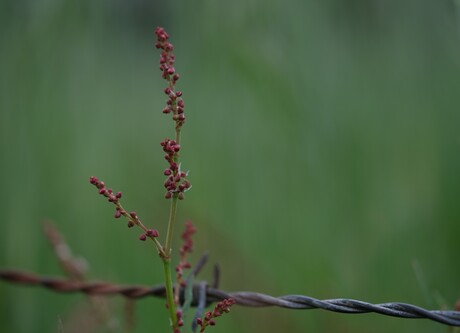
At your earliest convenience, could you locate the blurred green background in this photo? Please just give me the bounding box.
[1,1,459,332]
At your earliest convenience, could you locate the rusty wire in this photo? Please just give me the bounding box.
[1,269,460,327]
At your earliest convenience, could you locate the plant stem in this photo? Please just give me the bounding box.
[164,195,178,257]
[163,194,179,331]
[162,258,178,329]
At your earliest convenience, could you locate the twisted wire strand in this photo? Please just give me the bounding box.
[1,270,459,326]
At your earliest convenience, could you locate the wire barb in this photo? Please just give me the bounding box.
[1,269,459,327]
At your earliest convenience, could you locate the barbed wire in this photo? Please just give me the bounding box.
[1,269,459,327]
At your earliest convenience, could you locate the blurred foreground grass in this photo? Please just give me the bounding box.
[1,1,460,332]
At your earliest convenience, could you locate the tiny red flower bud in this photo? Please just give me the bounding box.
[165,191,172,199]
[130,211,137,218]
[164,169,172,176]
[196,318,203,325]
[114,210,122,218]
[177,100,184,108]
[89,176,98,184]
[99,188,106,195]
[164,87,171,95]
[178,114,185,121]
[162,107,171,114]
[178,192,184,200]
[139,234,147,241]
[178,319,184,327]
[127,221,135,228]
[167,67,175,75]
[173,74,180,81]
[116,192,122,198]
[176,91,182,97]
[147,229,159,237]
[209,320,216,326]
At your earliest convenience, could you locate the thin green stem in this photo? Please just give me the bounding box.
[163,258,178,329]
[164,195,178,257]
[162,195,179,332]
